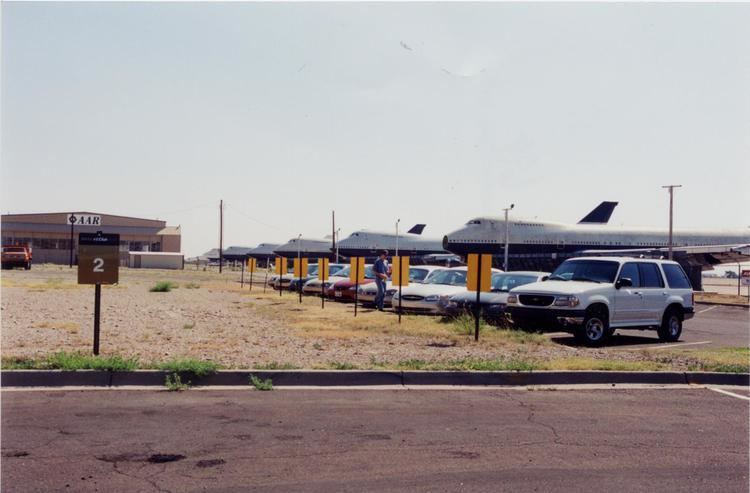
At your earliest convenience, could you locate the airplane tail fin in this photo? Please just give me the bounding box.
[578,202,618,224]
[407,224,426,235]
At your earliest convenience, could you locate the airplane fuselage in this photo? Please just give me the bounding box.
[336,230,446,258]
[444,218,749,255]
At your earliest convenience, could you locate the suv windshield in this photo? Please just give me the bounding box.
[548,260,619,284]
[491,273,539,292]
[425,269,467,286]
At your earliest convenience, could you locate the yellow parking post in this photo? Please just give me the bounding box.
[274,256,285,297]
[350,257,365,316]
[392,256,410,323]
[466,253,493,341]
[318,258,329,308]
[293,258,308,303]
[248,258,257,291]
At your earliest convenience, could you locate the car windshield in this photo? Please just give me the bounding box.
[425,269,467,286]
[548,260,619,284]
[491,273,540,292]
[409,268,430,282]
[335,266,350,277]
[364,266,375,279]
[329,265,345,275]
[307,264,319,275]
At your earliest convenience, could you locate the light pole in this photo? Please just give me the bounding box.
[503,204,514,271]
[395,218,401,257]
[662,185,682,260]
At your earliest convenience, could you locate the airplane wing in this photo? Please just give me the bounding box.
[576,244,750,270]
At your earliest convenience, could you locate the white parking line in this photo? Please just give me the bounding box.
[709,387,750,401]
[648,341,713,350]
[697,306,719,314]
[619,341,712,351]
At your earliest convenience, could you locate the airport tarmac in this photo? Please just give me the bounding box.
[2,388,747,492]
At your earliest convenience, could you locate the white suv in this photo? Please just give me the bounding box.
[505,257,694,346]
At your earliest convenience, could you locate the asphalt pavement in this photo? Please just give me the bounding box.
[2,388,748,492]
[548,304,749,350]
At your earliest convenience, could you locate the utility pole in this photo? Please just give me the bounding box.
[662,185,682,260]
[219,200,224,273]
[331,210,336,263]
[503,204,515,271]
[335,228,341,263]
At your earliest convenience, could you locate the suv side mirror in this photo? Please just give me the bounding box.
[616,278,633,289]
[541,276,549,282]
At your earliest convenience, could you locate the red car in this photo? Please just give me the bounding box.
[328,265,376,302]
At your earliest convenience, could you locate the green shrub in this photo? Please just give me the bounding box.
[150,281,178,292]
[165,373,190,391]
[255,361,299,370]
[451,313,491,336]
[157,359,218,377]
[45,352,139,371]
[249,374,273,391]
[1,357,38,370]
[328,361,357,370]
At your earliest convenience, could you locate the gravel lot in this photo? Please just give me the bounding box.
[0,265,743,369]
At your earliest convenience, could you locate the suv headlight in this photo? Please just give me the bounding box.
[507,294,518,304]
[554,295,580,307]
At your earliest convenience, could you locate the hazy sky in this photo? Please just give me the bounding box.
[2,2,749,256]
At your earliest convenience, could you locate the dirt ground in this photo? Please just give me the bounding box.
[0,264,744,369]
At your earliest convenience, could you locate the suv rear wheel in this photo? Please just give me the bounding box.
[658,308,682,342]
[575,306,610,347]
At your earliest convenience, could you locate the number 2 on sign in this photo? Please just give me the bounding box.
[93,258,104,272]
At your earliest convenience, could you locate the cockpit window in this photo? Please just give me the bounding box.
[466,219,482,225]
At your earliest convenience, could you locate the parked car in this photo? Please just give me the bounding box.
[1,245,32,270]
[329,265,375,302]
[358,265,444,306]
[302,265,350,295]
[288,263,347,292]
[392,266,502,314]
[443,271,549,323]
[505,257,694,346]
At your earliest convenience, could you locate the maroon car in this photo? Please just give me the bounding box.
[328,265,376,302]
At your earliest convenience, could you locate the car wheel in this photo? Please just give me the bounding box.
[658,308,682,342]
[576,307,610,347]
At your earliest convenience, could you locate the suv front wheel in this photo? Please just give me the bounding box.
[575,306,611,347]
[658,308,682,342]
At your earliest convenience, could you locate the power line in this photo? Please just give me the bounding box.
[224,204,283,232]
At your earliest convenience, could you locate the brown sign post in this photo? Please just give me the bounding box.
[78,232,120,355]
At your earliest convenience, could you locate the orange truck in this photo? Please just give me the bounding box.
[1,245,32,270]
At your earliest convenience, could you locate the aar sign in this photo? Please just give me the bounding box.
[67,214,102,226]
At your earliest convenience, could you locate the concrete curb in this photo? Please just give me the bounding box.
[2,370,748,388]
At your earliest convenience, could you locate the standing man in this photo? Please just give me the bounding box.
[373,249,389,311]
